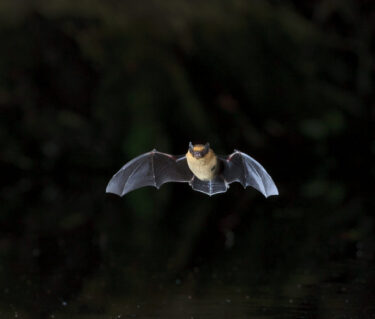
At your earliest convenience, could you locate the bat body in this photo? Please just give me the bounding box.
[106,143,278,197]
[185,145,218,181]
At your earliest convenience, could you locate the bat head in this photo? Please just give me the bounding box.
[188,142,210,159]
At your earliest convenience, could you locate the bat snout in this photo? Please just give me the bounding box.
[193,152,203,158]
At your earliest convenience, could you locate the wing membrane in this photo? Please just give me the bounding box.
[190,175,228,196]
[220,151,278,198]
[106,150,192,196]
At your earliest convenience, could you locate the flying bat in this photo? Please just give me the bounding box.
[106,143,279,197]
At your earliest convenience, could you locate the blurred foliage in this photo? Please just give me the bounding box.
[0,0,374,317]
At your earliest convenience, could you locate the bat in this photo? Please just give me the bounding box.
[106,142,279,197]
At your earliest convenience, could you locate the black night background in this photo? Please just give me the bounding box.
[1,1,375,318]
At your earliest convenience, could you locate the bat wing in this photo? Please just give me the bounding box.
[219,150,278,198]
[189,175,228,196]
[106,150,193,196]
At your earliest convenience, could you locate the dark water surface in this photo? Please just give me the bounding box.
[2,250,374,318]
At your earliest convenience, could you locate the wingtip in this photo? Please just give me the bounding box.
[105,190,120,197]
[105,189,120,197]
[105,182,123,197]
[105,184,111,194]
[264,188,279,198]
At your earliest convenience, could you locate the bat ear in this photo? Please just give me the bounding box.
[204,142,210,151]
[189,141,194,152]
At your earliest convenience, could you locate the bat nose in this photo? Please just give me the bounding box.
[194,152,202,158]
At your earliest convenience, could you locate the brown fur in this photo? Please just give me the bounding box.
[192,144,205,151]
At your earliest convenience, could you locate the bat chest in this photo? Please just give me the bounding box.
[186,155,218,181]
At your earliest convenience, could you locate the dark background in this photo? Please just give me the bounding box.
[1,0,374,318]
